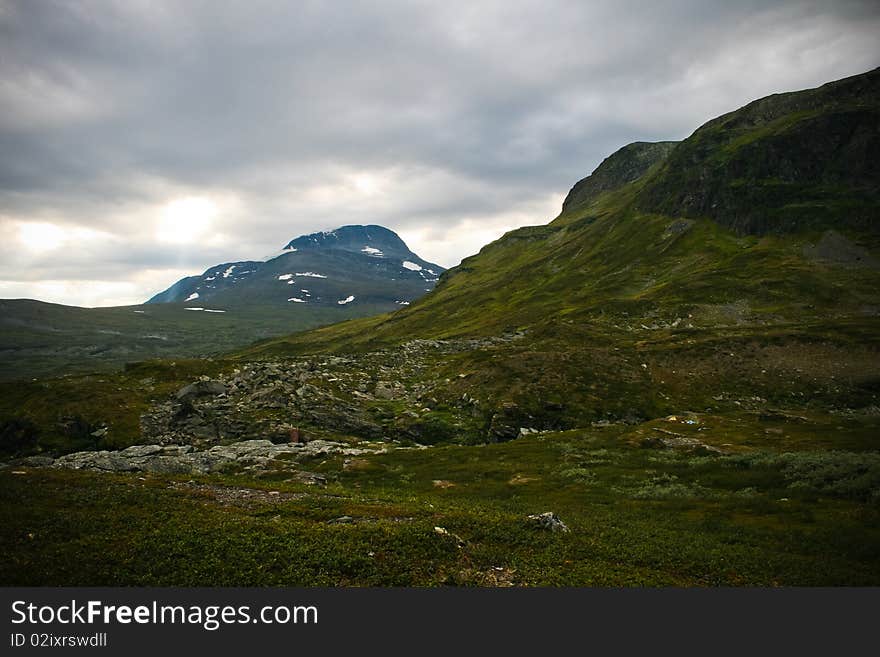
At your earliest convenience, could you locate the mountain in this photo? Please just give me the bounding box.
[4,69,880,588]
[0,225,444,380]
[147,225,445,309]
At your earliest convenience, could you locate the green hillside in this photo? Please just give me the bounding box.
[638,67,880,234]
[238,70,880,357]
[225,67,880,449]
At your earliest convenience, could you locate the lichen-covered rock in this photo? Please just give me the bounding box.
[54,451,139,472]
[46,437,386,476]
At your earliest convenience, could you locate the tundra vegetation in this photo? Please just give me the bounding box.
[2,69,879,586]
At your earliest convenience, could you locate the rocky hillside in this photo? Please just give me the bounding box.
[147,224,444,309]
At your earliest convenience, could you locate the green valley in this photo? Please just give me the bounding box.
[2,68,879,586]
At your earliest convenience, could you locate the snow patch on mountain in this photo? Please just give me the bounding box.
[402,261,422,271]
[337,295,355,305]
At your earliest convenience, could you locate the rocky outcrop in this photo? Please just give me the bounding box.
[176,379,228,402]
[137,336,529,447]
[49,438,386,475]
[527,512,570,533]
[802,230,880,269]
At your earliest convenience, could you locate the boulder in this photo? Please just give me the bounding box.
[176,380,227,402]
[120,445,164,458]
[139,456,194,475]
[527,512,570,533]
[54,451,138,473]
[285,470,327,485]
[434,526,466,547]
[374,382,397,400]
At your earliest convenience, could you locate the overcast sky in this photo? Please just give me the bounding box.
[1,0,878,306]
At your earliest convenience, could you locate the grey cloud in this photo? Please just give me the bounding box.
[1,0,879,304]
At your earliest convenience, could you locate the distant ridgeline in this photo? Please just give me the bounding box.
[147,225,445,308]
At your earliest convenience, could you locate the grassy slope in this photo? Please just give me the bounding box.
[637,67,880,234]
[238,70,880,359]
[3,429,878,586]
[237,198,878,362]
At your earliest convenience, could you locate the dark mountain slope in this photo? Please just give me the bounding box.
[637,67,880,234]
[283,224,416,260]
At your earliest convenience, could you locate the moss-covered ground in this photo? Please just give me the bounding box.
[2,425,878,586]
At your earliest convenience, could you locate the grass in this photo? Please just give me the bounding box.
[2,428,878,586]
[0,299,396,381]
